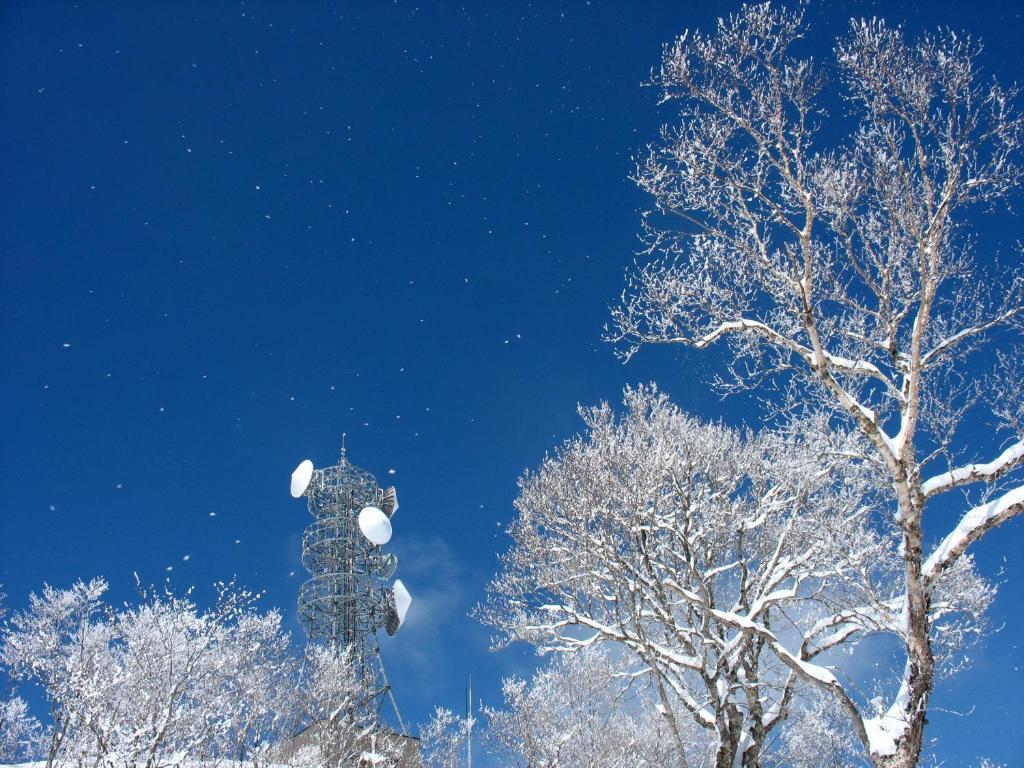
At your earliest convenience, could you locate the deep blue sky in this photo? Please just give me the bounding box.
[1,1,1021,764]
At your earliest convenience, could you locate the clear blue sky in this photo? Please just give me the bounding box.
[1,1,1021,764]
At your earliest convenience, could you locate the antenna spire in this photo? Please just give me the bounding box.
[340,432,347,462]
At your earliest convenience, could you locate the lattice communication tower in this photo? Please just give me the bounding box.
[290,441,411,725]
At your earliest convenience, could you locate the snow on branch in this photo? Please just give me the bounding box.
[692,318,892,385]
[921,306,1024,368]
[920,440,1024,498]
[703,605,876,752]
[924,484,1024,587]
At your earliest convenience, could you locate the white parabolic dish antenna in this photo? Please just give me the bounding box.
[393,579,412,626]
[358,506,393,545]
[290,460,315,498]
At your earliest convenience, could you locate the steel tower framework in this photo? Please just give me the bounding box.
[296,445,402,718]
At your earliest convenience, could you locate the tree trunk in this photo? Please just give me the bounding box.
[712,740,760,768]
[741,740,761,768]
[713,714,750,768]
[871,515,934,768]
[714,743,737,768]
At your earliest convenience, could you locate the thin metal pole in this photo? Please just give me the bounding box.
[466,675,473,768]
[374,644,406,736]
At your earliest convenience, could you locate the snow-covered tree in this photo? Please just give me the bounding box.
[99,584,246,764]
[0,694,43,763]
[418,707,472,768]
[1,577,112,768]
[0,577,410,768]
[481,646,685,768]
[0,586,44,763]
[1,578,304,768]
[608,5,1022,765]
[214,608,297,767]
[481,385,909,768]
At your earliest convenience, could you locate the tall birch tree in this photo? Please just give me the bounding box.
[609,5,1023,765]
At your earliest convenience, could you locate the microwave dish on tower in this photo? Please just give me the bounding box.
[358,506,393,545]
[290,439,412,731]
[290,459,314,498]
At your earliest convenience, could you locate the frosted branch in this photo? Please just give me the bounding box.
[920,440,1024,498]
[923,484,1024,587]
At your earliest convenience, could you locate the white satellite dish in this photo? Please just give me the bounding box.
[290,460,314,498]
[384,579,412,636]
[358,506,392,545]
[393,579,411,626]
